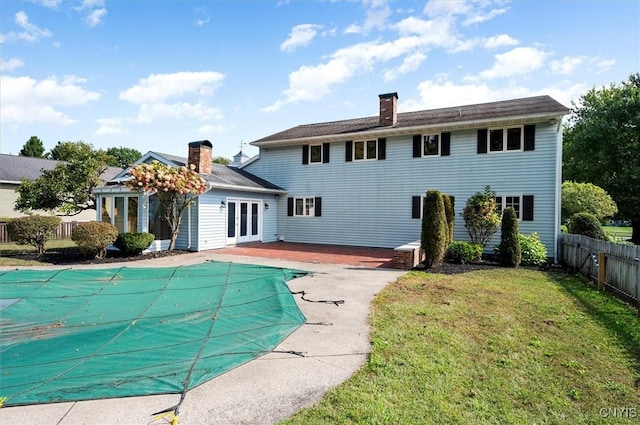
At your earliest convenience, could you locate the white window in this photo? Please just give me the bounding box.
[354,140,377,161]
[495,195,521,219]
[422,134,440,156]
[310,144,323,163]
[294,197,315,217]
[101,195,139,233]
[489,126,523,152]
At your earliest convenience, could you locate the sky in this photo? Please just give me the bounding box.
[1,0,639,161]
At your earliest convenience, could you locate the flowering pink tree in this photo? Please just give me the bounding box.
[125,161,207,250]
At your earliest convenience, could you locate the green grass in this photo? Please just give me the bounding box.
[0,239,76,266]
[280,269,640,425]
[603,226,633,241]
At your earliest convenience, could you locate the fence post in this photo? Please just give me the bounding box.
[597,252,606,291]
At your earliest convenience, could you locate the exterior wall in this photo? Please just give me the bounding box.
[1,183,98,222]
[245,120,560,257]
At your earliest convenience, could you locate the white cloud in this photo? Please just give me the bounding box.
[34,0,63,9]
[463,7,509,25]
[483,34,518,49]
[424,0,510,26]
[120,71,225,124]
[550,56,585,75]
[1,11,52,43]
[197,124,226,135]
[344,0,391,34]
[77,0,105,10]
[281,24,323,52]
[478,46,548,79]
[194,17,210,27]
[384,52,426,81]
[0,74,100,126]
[96,117,126,135]
[84,8,107,27]
[0,57,25,71]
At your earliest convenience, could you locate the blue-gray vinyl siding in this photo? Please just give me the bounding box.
[244,121,560,257]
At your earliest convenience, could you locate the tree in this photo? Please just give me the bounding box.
[561,181,617,222]
[213,156,231,165]
[106,147,142,168]
[462,186,501,247]
[19,136,46,157]
[499,207,521,267]
[125,161,206,250]
[563,73,640,243]
[15,142,112,215]
[421,190,449,268]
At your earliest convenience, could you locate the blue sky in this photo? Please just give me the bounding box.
[1,0,638,161]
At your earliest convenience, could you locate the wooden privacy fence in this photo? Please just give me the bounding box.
[560,233,640,310]
[0,221,80,243]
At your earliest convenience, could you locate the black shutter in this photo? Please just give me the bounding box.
[378,138,386,160]
[302,145,309,164]
[314,197,322,217]
[413,134,422,157]
[287,197,294,216]
[477,129,488,154]
[523,195,534,221]
[345,141,353,162]
[412,196,421,219]
[524,124,535,151]
[441,132,451,156]
[323,143,330,163]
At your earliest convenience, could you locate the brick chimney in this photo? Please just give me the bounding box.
[379,92,398,126]
[188,140,213,174]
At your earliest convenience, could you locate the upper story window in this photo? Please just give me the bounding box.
[355,140,377,160]
[478,125,535,154]
[345,139,386,162]
[302,143,330,164]
[413,132,450,157]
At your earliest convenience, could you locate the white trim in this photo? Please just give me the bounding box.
[309,143,324,164]
[420,132,442,157]
[495,194,523,220]
[352,139,378,161]
[293,197,315,217]
[487,125,524,153]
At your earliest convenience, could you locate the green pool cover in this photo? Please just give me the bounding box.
[0,261,308,407]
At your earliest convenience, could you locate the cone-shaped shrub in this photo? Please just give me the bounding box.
[443,194,455,242]
[421,190,449,268]
[499,207,521,266]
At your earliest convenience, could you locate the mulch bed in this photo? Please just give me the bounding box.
[3,247,191,266]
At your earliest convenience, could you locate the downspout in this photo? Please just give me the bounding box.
[554,118,563,264]
[187,202,192,250]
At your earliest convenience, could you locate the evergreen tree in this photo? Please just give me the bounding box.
[19,136,46,157]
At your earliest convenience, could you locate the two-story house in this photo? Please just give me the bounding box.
[96,92,569,260]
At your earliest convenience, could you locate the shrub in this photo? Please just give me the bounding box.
[421,190,449,268]
[519,233,548,266]
[72,221,118,259]
[499,207,521,267]
[6,215,61,255]
[567,212,607,240]
[446,241,483,264]
[114,232,155,255]
[462,186,500,247]
[443,194,455,242]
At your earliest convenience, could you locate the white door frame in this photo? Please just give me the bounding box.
[226,197,262,245]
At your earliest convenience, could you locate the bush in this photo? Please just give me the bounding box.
[519,233,548,266]
[421,190,449,268]
[72,221,118,259]
[446,241,483,264]
[6,215,61,255]
[462,186,500,247]
[567,212,607,240]
[499,207,521,267]
[114,232,155,255]
[443,194,455,242]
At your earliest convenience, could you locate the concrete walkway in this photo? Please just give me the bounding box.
[1,248,405,425]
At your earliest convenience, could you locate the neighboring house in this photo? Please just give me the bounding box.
[0,154,121,222]
[97,93,569,260]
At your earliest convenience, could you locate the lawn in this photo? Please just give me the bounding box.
[603,226,633,241]
[280,268,640,425]
[0,239,77,266]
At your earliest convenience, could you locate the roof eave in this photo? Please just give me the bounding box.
[251,110,569,148]
[206,182,287,195]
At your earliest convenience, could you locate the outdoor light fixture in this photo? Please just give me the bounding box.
[220,201,226,208]
[548,118,558,125]
[265,203,269,210]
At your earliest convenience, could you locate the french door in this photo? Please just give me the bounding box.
[226,199,262,245]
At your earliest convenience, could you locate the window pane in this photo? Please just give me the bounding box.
[101,197,112,223]
[240,203,247,236]
[305,198,314,216]
[423,134,439,156]
[128,197,138,232]
[489,129,503,151]
[227,202,236,238]
[310,145,322,163]
[251,203,259,235]
[506,196,521,218]
[366,140,377,159]
[148,196,172,240]
[115,196,125,233]
[494,196,503,215]
[507,128,521,150]
[295,198,304,215]
[354,141,364,160]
